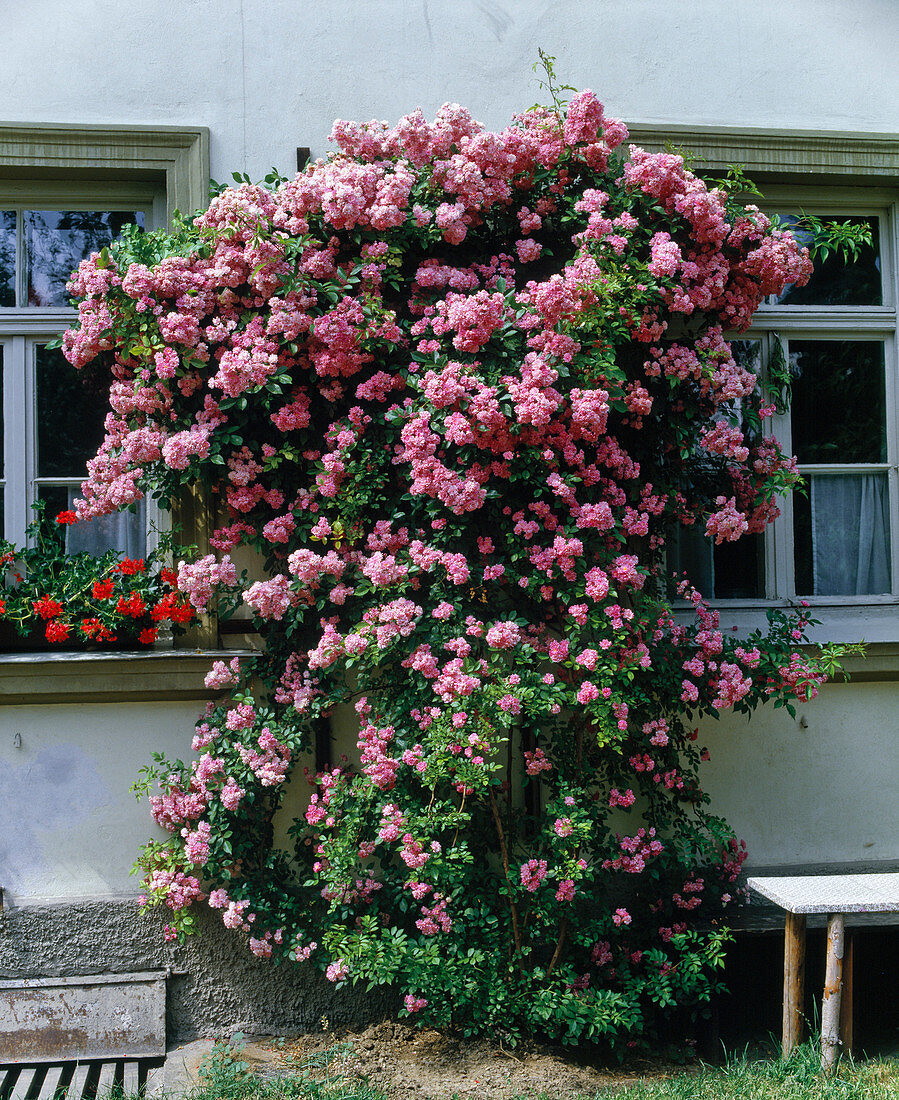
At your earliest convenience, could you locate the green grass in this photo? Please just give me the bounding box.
[185,1040,384,1100]
[519,1041,899,1100]
[599,1043,899,1099]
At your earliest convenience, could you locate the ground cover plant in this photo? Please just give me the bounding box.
[62,68,857,1047]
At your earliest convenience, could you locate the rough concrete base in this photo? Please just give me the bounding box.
[145,1037,289,1097]
[0,899,392,1044]
[145,1039,215,1097]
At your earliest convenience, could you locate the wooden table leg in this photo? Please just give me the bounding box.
[839,931,854,1055]
[821,912,845,1074]
[783,911,806,1057]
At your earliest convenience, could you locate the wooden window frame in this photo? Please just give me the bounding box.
[0,124,216,648]
[631,125,899,643]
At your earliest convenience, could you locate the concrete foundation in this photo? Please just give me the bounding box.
[0,900,391,1044]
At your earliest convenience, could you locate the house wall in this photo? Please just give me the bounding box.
[0,0,896,183]
[700,679,899,870]
[1,0,898,1042]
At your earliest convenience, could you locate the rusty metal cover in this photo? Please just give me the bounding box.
[0,972,166,1063]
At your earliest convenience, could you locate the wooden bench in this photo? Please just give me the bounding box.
[747,873,899,1072]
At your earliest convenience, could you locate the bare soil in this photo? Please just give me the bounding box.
[264,1021,691,1099]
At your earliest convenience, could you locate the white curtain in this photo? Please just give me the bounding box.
[811,473,891,595]
[64,489,147,559]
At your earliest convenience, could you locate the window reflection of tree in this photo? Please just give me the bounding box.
[26,210,143,307]
[0,212,15,306]
[790,341,886,464]
[775,216,881,306]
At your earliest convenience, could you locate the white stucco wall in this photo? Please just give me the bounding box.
[0,700,202,901]
[700,681,899,868]
[0,0,896,184]
[4,681,895,904]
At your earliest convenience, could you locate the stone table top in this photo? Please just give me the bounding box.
[747,873,899,914]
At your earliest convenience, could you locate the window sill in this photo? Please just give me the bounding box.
[675,600,899,645]
[0,648,251,704]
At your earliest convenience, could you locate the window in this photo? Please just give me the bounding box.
[0,124,209,554]
[626,126,899,639]
[758,193,896,605]
[671,194,897,603]
[0,195,153,551]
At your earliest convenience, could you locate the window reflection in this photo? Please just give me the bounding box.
[667,339,765,600]
[775,215,882,306]
[0,212,14,306]
[25,210,145,307]
[36,344,107,477]
[789,340,886,464]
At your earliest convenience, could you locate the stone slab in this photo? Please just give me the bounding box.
[0,972,166,1063]
[747,873,899,914]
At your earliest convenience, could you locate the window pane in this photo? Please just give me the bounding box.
[794,473,891,595]
[669,340,766,600]
[789,341,886,464]
[774,215,882,306]
[0,211,14,306]
[37,485,146,558]
[669,525,764,600]
[25,209,145,307]
[36,344,106,477]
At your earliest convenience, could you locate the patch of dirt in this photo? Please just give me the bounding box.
[253,1022,691,1099]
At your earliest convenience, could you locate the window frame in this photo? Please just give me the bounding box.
[0,124,209,548]
[627,125,899,641]
[0,125,216,648]
[0,191,158,549]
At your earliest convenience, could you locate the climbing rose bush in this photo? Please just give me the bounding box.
[66,90,837,1044]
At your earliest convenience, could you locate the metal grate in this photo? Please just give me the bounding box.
[0,1059,163,1100]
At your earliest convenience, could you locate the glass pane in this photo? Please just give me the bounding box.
[794,473,891,595]
[669,525,764,600]
[732,337,763,377]
[25,209,145,307]
[789,341,886,464]
[775,215,882,306]
[36,344,106,477]
[0,211,14,306]
[37,485,146,558]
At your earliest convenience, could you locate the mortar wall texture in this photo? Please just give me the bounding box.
[0,901,391,1042]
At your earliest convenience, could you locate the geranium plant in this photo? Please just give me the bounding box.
[62,75,859,1046]
[0,504,200,648]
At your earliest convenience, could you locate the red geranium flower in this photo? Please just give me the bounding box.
[45,621,71,643]
[139,627,158,645]
[116,558,146,575]
[55,510,78,525]
[150,593,195,624]
[92,579,115,600]
[33,595,64,619]
[160,567,178,586]
[79,617,103,638]
[116,592,147,618]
